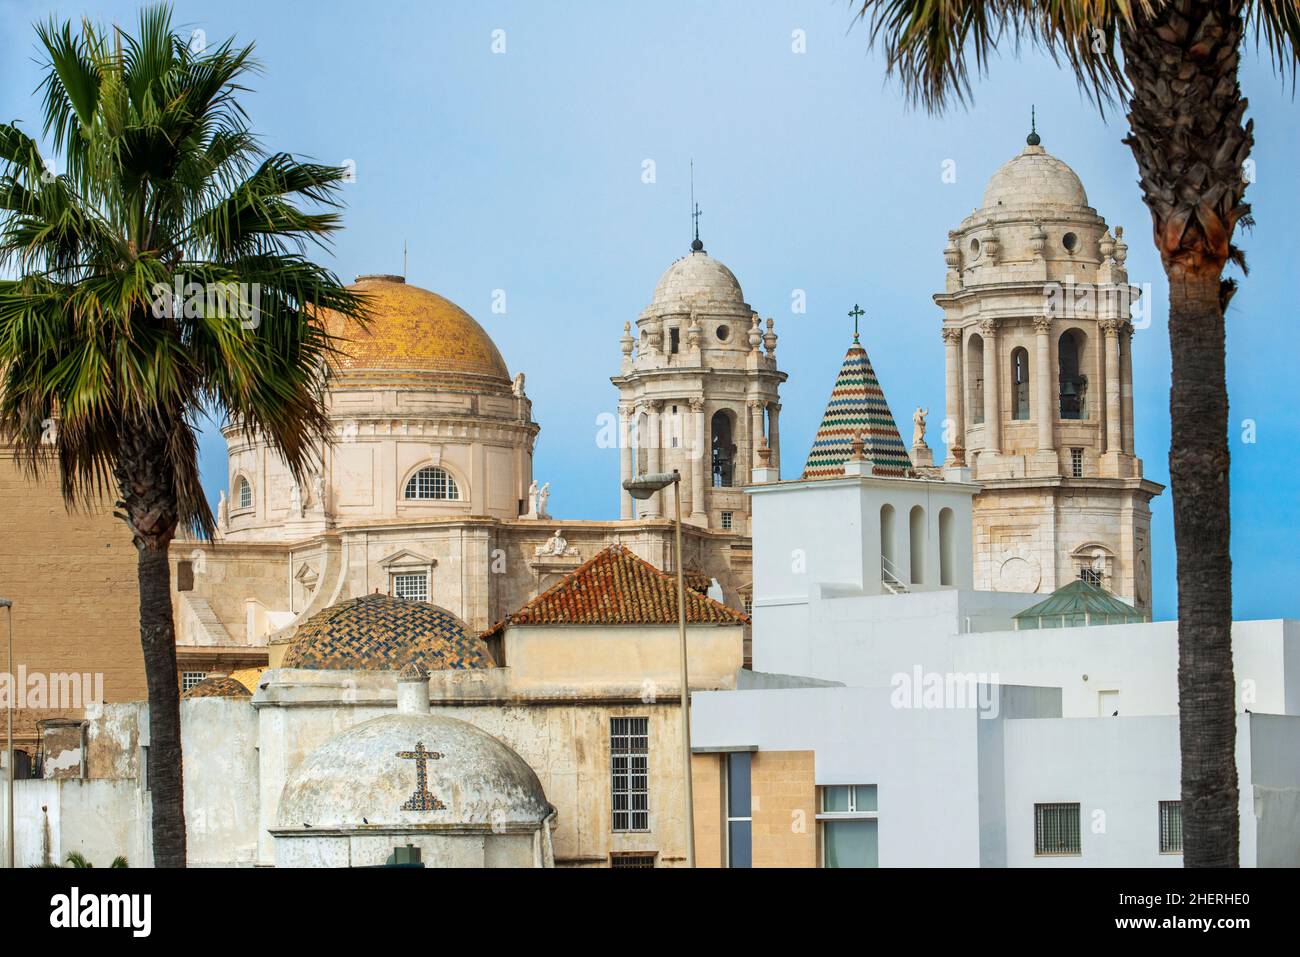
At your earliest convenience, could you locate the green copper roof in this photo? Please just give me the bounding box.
[1013,579,1146,630]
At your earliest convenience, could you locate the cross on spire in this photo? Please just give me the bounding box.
[1027,105,1041,146]
[690,159,704,252]
[848,303,865,342]
[396,740,446,811]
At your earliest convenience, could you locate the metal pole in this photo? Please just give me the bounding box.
[3,600,13,870]
[672,480,695,867]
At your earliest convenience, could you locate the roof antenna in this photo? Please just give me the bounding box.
[690,159,703,252]
[1027,105,1041,147]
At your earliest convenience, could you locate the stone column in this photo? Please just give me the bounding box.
[690,398,707,523]
[618,403,633,519]
[1121,323,1135,455]
[645,400,663,517]
[941,328,963,462]
[1101,319,1122,454]
[980,318,1001,453]
[1033,315,1054,451]
[768,402,781,472]
[749,400,765,471]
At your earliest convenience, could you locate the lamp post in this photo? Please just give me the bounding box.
[622,471,695,868]
[1,597,12,870]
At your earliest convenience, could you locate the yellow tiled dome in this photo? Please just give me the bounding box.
[324,275,510,383]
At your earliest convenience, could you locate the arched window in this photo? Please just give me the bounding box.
[967,334,985,424]
[1011,347,1030,420]
[939,507,955,587]
[909,505,926,585]
[235,476,252,510]
[1058,330,1087,420]
[880,504,898,583]
[404,466,461,501]
[711,410,735,488]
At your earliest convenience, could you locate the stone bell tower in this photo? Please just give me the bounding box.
[611,233,786,532]
[934,127,1163,611]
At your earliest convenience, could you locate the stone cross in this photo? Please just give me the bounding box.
[396,741,446,811]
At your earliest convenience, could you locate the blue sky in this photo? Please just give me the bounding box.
[2,0,1296,622]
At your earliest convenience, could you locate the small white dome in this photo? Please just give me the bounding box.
[651,249,745,308]
[982,144,1089,210]
[277,712,551,830]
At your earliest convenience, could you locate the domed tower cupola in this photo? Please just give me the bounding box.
[933,123,1163,613]
[611,223,786,530]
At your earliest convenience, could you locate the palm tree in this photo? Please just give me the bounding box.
[852,0,1299,866]
[0,5,364,866]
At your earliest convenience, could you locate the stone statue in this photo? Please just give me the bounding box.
[513,372,526,397]
[312,472,325,513]
[535,528,578,558]
[537,482,551,519]
[526,480,539,517]
[912,407,929,447]
[289,481,303,518]
[217,490,228,531]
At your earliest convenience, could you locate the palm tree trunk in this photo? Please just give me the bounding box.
[115,421,186,868]
[1167,267,1238,867]
[1121,0,1248,868]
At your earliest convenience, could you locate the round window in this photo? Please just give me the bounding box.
[1063,232,1078,252]
[716,324,730,341]
[969,238,981,256]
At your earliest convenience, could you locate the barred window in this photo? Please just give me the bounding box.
[1079,567,1103,587]
[392,573,429,602]
[611,717,649,831]
[181,671,207,692]
[610,853,656,869]
[1034,802,1081,856]
[1159,801,1183,854]
[1070,447,1084,478]
[235,476,253,509]
[721,511,733,530]
[404,466,460,501]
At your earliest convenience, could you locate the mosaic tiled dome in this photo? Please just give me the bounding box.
[323,275,510,383]
[184,675,253,699]
[281,593,494,672]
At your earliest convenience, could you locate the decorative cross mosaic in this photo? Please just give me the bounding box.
[396,741,446,811]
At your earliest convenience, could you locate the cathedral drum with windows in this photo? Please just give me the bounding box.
[934,130,1163,611]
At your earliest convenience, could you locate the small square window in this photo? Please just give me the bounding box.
[392,573,429,602]
[721,511,733,530]
[1035,802,1082,856]
[181,671,207,692]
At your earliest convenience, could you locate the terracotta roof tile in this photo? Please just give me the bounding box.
[485,545,747,637]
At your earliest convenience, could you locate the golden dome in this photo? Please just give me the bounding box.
[324,275,510,383]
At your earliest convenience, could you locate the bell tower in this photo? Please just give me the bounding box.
[612,234,785,532]
[935,127,1163,611]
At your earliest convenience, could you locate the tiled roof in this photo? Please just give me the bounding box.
[803,333,913,479]
[484,545,748,637]
[1014,579,1147,629]
[184,675,252,700]
[228,667,266,693]
[282,593,494,672]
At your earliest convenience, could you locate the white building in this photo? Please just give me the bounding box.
[687,202,1300,865]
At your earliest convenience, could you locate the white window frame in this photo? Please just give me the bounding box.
[816,785,879,868]
[403,465,461,501]
[391,572,429,602]
[233,475,254,512]
[610,717,649,832]
[181,671,208,693]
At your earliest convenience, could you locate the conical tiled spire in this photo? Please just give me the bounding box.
[802,335,912,479]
